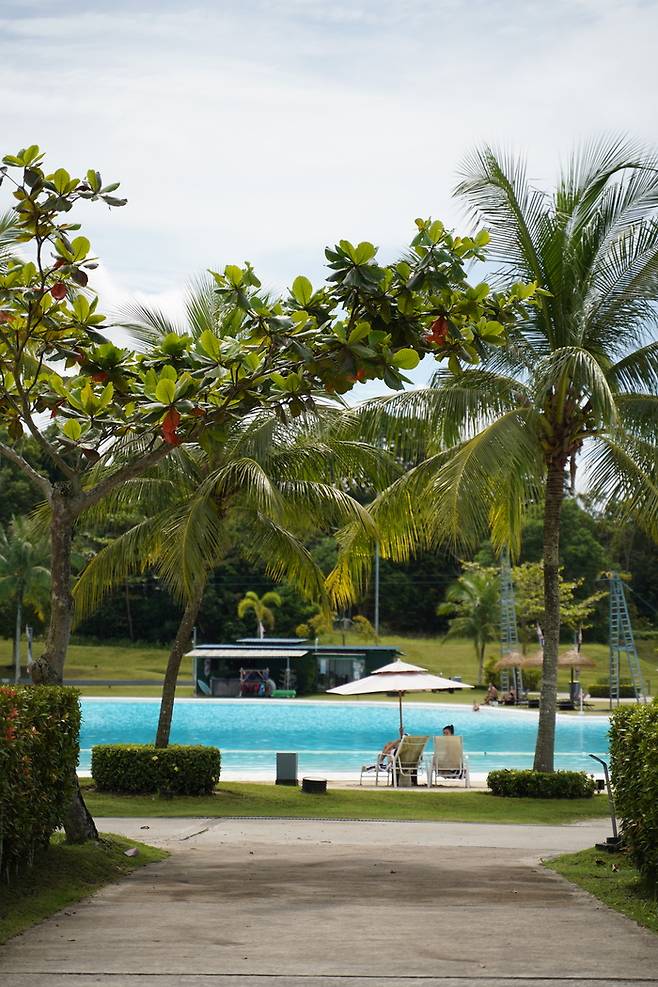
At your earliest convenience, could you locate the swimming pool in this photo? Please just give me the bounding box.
[79,699,610,777]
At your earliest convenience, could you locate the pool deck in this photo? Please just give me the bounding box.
[3,815,657,986]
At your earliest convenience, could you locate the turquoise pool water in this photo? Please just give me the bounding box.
[79,699,610,776]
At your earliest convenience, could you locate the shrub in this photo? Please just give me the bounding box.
[0,686,80,881]
[588,677,637,699]
[91,744,221,795]
[610,703,658,890]
[487,769,596,799]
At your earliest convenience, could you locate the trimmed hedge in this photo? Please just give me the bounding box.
[589,679,637,699]
[610,703,658,890]
[91,744,221,795]
[0,686,80,881]
[487,769,596,799]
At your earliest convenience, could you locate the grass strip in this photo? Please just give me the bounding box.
[81,779,610,825]
[0,833,167,944]
[545,847,658,934]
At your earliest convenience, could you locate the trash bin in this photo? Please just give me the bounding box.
[276,752,298,786]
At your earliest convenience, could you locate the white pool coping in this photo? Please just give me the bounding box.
[80,695,607,722]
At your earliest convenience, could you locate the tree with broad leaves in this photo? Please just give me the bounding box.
[73,402,389,747]
[0,143,535,688]
[0,144,535,839]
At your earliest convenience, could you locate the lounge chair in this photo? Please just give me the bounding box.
[427,735,470,788]
[360,735,429,788]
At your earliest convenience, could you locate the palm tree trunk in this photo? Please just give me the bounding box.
[155,579,206,748]
[477,640,485,687]
[533,460,565,772]
[14,594,22,683]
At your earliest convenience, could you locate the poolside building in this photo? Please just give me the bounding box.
[187,637,403,697]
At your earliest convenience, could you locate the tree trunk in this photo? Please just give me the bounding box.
[477,640,485,687]
[30,491,75,685]
[533,460,565,772]
[14,594,22,683]
[62,776,99,844]
[29,488,98,842]
[155,579,206,748]
[125,579,134,641]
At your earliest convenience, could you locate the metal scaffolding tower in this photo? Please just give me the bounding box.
[499,550,524,697]
[608,572,647,707]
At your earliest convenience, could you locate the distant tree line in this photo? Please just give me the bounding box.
[2,434,655,647]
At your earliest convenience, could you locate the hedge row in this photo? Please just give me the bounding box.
[487,769,595,799]
[0,686,80,881]
[91,744,221,795]
[610,703,658,890]
[589,679,637,699]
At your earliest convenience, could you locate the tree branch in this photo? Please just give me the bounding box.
[0,439,52,497]
[79,443,172,511]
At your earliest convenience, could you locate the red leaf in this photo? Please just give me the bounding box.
[50,283,67,300]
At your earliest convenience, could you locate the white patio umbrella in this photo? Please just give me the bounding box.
[327,659,473,736]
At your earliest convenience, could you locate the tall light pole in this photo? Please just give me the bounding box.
[374,543,380,639]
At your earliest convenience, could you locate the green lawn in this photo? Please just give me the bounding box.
[2,632,654,701]
[81,779,611,825]
[545,847,658,934]
[0,833,167,944]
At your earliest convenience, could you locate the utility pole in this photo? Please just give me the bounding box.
[374,543,380,639]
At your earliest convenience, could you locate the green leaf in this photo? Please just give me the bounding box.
[51,168,71,194]
[97,382,114,410]
[160,365,177,381]
[391,348,420,370]
[354,241,377,265]
[291,275,313,306]
[348,322,371,345]
[71,236,90,262]
[448,354,461,374]
[72,295,91,321]
[428,220,444,244]
[224,264,244,287]
[62,419,82,441]
[86,170,102,192]
[155,378,176,404]
[198,329,221,360]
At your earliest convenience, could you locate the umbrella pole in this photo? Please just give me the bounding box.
[399,693,404,737]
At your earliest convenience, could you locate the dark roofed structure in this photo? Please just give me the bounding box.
[187,639,403,697]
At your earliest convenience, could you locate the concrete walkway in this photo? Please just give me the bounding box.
[2,816,657,986]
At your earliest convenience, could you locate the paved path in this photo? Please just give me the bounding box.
[2,817,657,987]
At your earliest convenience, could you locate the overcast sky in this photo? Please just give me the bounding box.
[2,0,658,394]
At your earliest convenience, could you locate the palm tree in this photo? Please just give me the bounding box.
[75,412,383,746]
[336,138,658,771]
[237,590,282,639]
[437,565,498,685]
[0,516,50,681]
[73,274,392,747]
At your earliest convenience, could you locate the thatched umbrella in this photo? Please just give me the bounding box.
[520,650,545,668]
[493,651,525,671]
[522,648,596,683]
[559,649,596,670]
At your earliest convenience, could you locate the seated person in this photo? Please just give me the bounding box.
[502,688,516,705]
[484,683,498,705]
[442,724,455,736]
